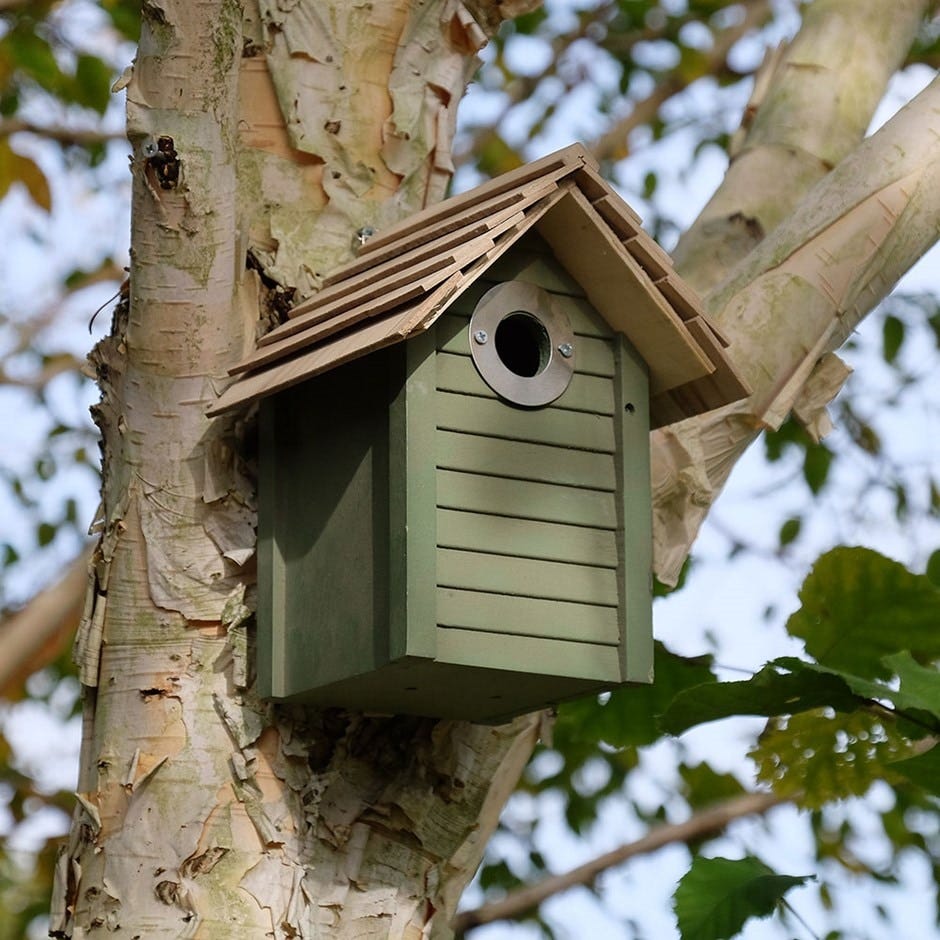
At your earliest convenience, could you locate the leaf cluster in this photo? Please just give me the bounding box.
[478,547,940,939]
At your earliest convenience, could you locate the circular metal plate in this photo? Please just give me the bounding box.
[468,281,575,407]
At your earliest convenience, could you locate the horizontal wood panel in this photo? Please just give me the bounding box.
[437,391,615,453]
[434,627,623,683]
[483,251,585,296]
[436,352,615,415]
[437,548,619,606]
[436,313,471,353]
[437,587,620,645]
[437,508,618,567]
[566,295,615,339]
[437,469,617,529]
[437,430,616,490]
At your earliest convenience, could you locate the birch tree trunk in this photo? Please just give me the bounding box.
[51,0,940,936]
[54,1,542,936]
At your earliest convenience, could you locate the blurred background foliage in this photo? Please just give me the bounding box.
[0,1,938,938]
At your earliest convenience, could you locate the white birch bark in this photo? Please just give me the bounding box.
[53,1,544,937]
[651,0,937,583]
[652,75,940,583]
[671,0,929,293]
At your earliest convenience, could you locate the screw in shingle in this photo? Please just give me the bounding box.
[558,343,574,358]
[473,330,488,344]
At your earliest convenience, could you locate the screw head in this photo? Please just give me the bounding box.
[473,329,488,345]
[558,342,574,358]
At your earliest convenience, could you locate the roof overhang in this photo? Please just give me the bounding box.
[209,143,748,427]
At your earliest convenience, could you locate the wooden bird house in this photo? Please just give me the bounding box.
[210,144,747,722]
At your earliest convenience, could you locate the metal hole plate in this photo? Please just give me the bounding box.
[468,281,575,407]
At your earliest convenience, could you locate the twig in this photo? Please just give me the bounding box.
[590,0,773,161]
[453,790,790,934]
[456,0,685,168]
[0,118,126,148]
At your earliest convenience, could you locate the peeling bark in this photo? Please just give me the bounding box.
[672,0,929,293]
[650,0,933,584]
[653,76,940,584]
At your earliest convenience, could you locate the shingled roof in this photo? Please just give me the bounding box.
[210,143,747,427]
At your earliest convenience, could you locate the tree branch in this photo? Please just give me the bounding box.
[652,73,940,584]
[650,0,933,585]
[453,790,790,934]
[0,549,90,696]
[672,0,931,293]
[0,118,126,148]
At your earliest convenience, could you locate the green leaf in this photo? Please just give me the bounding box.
[74,54,113,114]
[558,642,716,749]
[926,549,940,587]
[478,859,522,892]
[883,652,940,717]
[660,662,859,736]
[674,856,812,940]
[103,0,143,40]
[882,314,905,364]
[786,548,940,679]
[36,522,56,547]
[778,516,801,548]
[802,443,832,495]
[7,27,62,92]
[749,709,913,806]
[0,139,52,210]
[678,762,745,810]
[771,657,940,735]
[889,744,940,794]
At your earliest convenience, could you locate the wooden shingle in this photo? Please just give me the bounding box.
[210,143,747,426]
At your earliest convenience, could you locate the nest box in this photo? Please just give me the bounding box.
[211,144,747,722]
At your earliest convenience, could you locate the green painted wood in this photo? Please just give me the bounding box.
[262,358,395,697]
[437,548,619,606]
[257,400,282,697]
[274,654,615,722]
[484,244,586,296]
[388,328,438,661]
[437,430,617,490]
[437,508,617,567]
[437,469,617,529]
[437,587,620,645]
[257,227,656,718]
[570,335,618,378]
[614,333,655,683]
[436,391,615,454]
[435,628,623,684]
[560,294,615,339]
[435,312,471,352]
[436,352,616,415]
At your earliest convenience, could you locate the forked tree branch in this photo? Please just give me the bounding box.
[453,790,790,934]
[650,0,936,584]
[672,0,931,293]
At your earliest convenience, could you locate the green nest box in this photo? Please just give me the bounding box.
[211,144,747,722]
